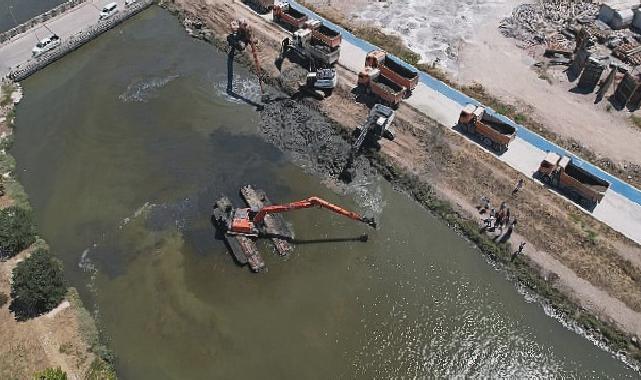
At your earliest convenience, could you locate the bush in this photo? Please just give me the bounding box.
[0,207,36,259]
[10,249,66,320]
[33,367,67,380]
[0,291,7,307]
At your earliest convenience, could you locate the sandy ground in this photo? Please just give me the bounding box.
[170,0,641,347]
[457,0,641,166]
[0,251,97,380]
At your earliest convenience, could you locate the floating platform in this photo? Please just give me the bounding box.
[240,185,294,256]
[212,186,296,272]
[212,196,265,272]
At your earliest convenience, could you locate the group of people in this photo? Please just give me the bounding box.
[478,177,528,260]
[479,198,516,234]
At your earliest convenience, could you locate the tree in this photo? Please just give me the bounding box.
[10,249,66,320]
[0,206,36,259]
[33,367,68,380]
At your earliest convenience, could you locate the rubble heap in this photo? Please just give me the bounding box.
[500,0,600,45]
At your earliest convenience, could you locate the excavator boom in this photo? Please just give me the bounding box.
[231,20,265,96]
[253,196,376,227]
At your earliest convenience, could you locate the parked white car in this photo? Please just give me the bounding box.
[99,2,118,20]
[32,34,61,57]
[125,0,137,7]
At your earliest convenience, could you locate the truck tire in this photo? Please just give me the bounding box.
[541,174,551,185]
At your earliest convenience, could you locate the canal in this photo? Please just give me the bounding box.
[0,0,66,32]
[11,6,638,379]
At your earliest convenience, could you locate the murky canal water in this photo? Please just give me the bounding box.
[0,0,65,32]
[11,7,638,379]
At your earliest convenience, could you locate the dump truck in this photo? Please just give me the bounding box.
[242,0,274,13]
[458,104,516,153]
[352,104,395,152]
[365,50,419,96]
[282,28,340,67]
[305,20,341,49]
[273,2,308,31]
[537,152,609,208]
[358,68,405,109]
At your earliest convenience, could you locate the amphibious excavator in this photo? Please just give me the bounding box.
[212,185,375,272]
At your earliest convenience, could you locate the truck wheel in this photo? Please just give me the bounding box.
[541,175,551,185]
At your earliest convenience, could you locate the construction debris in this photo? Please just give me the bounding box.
[500,1,599,45]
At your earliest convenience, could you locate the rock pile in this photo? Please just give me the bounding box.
[500,0,600,45]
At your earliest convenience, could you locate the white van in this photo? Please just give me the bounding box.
[32,34,61,57]
[99,2,118,20]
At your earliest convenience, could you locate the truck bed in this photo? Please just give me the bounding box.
[565,163,609,193]
[374,74,404,94]
[480,113,516,136]
[317,24,339,38]
[383,56,418,80]
[310,38,336,53]
[312,24,341,48]
[284,6,305,19]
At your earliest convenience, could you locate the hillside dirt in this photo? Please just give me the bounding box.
[166,0,641,347]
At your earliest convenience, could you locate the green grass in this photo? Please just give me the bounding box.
[0,83,16,107]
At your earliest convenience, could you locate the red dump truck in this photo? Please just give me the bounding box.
[273,2,308,31]
[305,20,341,48]
[365,50,419,96]
[537,152,609,208]
[243,0,274,13]
[458,104,516,153]
[358,68,405,109]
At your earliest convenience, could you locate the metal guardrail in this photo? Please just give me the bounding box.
[8,0,154,82]
[0,0,87,44]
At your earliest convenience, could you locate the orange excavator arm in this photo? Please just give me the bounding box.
[231,20,265,96]
[253,197,376,227]
[247,38,265,95]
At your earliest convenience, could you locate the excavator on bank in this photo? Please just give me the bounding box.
[229,19,269,102]
[212,185,375,272]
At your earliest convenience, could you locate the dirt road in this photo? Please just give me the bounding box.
[166,0,641,358]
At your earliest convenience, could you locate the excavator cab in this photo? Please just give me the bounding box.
[230,208,256,235]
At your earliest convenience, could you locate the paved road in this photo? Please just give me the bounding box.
[0,0,127,78]
[292,2,641,244]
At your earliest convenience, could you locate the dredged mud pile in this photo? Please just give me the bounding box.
[257,66,375,183]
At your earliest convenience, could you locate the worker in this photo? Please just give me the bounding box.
[484,215,495,228]
[512,178,525,196]
[479,196,490,214]
[511,242,526,261]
